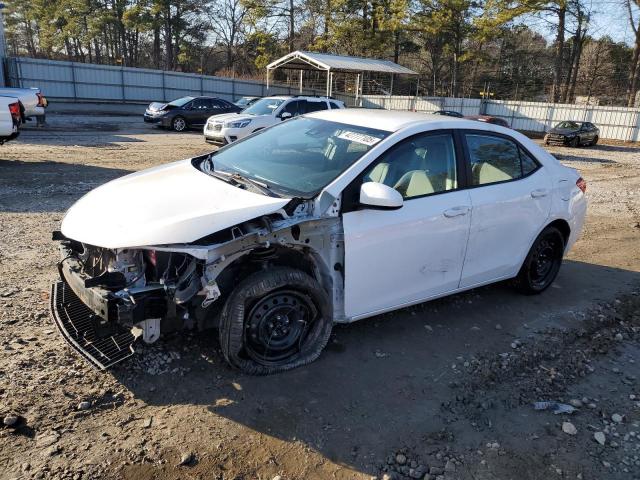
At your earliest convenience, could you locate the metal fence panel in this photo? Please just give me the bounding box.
[6,57,640,141]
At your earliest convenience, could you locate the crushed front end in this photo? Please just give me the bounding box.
[50,232,202,370]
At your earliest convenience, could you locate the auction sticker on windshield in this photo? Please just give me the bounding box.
[337,131,383,146]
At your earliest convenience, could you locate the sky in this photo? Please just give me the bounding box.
[525,0,638,46]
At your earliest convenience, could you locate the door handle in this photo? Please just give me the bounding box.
[531,189,549,198]
[443,206,470,218]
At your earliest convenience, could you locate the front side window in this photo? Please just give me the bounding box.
[465,134,538,186]
[362,133,458,199]
[205,117,390,197]
[191,98,212,110]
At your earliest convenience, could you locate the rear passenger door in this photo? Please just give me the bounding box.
[459,132,552,288]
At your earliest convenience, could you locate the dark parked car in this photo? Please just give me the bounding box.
[234,96,261,109]
[464,115,510,128]
[144,96,242,131]
[545,121,599,147]
[432,110,463,118]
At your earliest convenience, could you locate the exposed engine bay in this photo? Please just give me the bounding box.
[51,204,345,370]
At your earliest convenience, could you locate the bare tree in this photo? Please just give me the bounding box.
[207,0,249,69]
[626,0,640,106]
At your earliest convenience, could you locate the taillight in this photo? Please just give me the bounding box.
[576,177,587,193]
[8,102,20,123]
[36,92,45,107]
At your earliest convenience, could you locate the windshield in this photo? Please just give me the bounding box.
[206,117,390,197]
[556,121,580,129]
[243,98,286,116]
[235,97,250,106]
[168,96,194,107]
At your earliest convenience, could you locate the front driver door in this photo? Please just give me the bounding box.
[342,131,472,320]
[189,98,212,126]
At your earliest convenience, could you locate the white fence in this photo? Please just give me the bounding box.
[7,57,640,141]
[361,95,640,142]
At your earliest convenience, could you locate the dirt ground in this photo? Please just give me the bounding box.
[0,116,639,480]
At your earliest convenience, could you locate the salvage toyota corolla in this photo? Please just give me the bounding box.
[51,109,587,374]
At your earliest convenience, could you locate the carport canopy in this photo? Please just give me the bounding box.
[266,50,418,98]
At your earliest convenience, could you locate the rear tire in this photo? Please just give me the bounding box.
[172,116,187,132]
[591,135,599,146]
[219,267,333,375]
[514,226,565,295]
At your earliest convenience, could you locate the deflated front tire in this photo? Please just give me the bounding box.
[219,267,333,375]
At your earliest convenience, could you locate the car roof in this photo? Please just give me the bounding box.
[266,95,336,101]
[306,108,489,132]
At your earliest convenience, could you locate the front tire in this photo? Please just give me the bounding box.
[172,116,187,132]
[569,137,580,148]
[219,267,333,375]
[514,226,565,294]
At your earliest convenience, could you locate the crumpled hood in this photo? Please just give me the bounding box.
[61,159,290,249]
[147,102,167,112]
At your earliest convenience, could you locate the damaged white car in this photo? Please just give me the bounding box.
[51,109,587,374]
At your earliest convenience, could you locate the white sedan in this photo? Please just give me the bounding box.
[51,109,587,374]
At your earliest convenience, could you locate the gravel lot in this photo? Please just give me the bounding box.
[0,116,639,480]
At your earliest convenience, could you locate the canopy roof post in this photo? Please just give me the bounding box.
[299,69,303,94]
[326,69,330,97]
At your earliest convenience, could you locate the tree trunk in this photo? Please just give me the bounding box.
[289,0,295,52]
[567,37,585,103]
[551,5,566,103]
[323,0,331,51]
[627,30,640,107]
[164,4,173,70]
[153,18,161,69]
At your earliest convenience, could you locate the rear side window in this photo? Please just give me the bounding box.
[520,149,539,176]
[306,101,329,113]
[281,100,304,116]
[212,99,230,109]
[465,134,538,186]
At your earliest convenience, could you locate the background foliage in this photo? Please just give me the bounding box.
[5,0,640,105]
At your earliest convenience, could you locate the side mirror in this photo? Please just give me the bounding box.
[280,112,292,120]
[359,182,403,210]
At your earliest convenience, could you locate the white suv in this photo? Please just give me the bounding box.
[204,95,345,144]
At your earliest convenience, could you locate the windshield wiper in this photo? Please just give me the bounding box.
[229,172,278,197]
[205,162,278,198]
